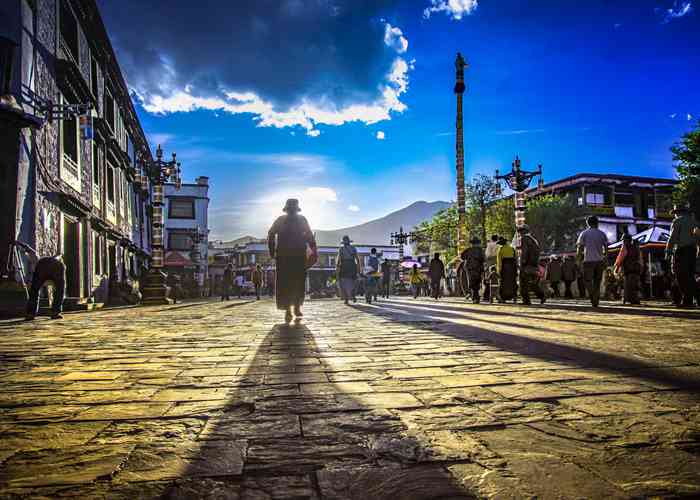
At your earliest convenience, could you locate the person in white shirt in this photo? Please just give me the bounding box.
[234,274,245,299]
[576,216,609,307]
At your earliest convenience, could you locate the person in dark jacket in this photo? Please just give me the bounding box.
[268,199,317,323]
[518,225,546,305]
[546,256,563,297]
[561,255,578,299]
[14,241,65,320]
[428,252,446,300]
[380,259,392,298]
[222,263,233,301]
[461,237,485,303]
[615,234,642,305]
[665,204,700,308]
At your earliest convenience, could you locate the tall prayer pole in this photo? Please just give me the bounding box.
[454,52,468,254]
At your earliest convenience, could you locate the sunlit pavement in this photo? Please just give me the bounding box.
[0,296,699,499]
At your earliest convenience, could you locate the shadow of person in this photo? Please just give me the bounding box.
[160,321,473,499]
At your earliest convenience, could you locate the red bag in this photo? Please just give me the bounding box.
[306,245,318,269]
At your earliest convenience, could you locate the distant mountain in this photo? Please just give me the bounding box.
[212,235,262,248]
[314,201,451,246]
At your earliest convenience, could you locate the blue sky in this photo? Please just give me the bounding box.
[98,0,700,240]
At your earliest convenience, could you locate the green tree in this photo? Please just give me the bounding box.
[526,194,585,253]
[670,119,700,219]
[485,198,517,242]
[413,205,459,263]
[465,174,501,245]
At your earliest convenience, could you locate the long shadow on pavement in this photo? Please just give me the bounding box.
[355,301,700,391]
[161,320,473,499]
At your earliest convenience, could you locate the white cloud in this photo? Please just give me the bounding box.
[688,113,694,121]
[383,23,408,54]
[307,129,321,137]
[670,113,677,119]
[423,0,478,20]
[661,1,693,22]
[376,130,386,140]
[495,128,546,135]
[137,57,414,135]
[348,204,360,212]
[147,132,175,147]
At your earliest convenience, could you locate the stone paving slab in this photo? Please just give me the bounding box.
[0,296,699,498]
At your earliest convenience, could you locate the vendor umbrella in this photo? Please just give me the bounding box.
[400,261,422,269]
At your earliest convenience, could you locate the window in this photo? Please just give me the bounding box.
[60,94,81,191]
[328,256,336,268]
[93,232,102,275]
[92,141,99,185]
[168,198,195,219]
[168,231,192,251]
[106,164,115,202]
[614,192,635,206]
[585,192,605,205]
[90,57,98,98]
[60,0,79,63]
[104,89,115,132]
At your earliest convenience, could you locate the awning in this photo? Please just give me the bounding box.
[608,226,670,250]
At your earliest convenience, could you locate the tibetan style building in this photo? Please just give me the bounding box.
[1,0,153,311]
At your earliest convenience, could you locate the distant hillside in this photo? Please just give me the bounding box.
[314,201,451,246]
[213,235,262,248]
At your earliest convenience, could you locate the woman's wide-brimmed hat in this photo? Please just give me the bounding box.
[283,199,301,212]
[342,235,352,244]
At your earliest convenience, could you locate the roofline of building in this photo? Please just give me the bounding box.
[530,172,678,193]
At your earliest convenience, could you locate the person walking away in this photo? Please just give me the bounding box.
[615,234,642,305]
[461,237,485,303]
[665,204,700,308]
[266,269,275,297]
[546,256,563,297]
[483,235,499,301]
[561,255,577,299]
[428,252,446,300]
[368,248,380,301]
[13,241,65,320]
[234,273,244,298]
[380,259,392,298]
[486,265,499,303]
[268,198,317,323]
[409,264,422,299]
[252,264,264,300]
[336,235,360,305]
[576,259,587,299]
[518,226,546,305]
[496,237,517,303]
[222,263,233,301]
[576,215,609,307]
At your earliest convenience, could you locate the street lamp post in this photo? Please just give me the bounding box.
[495,155,543,247]
[390,226,422,283]
[141,144,182,305]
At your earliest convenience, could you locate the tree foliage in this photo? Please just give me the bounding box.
[671,119,700,219]
[464,174,502,244]
[525,194,585,253]
[413,205,459,263]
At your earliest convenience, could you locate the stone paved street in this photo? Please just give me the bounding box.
[1,297,699,499]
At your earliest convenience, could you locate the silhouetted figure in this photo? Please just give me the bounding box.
[577,215,608,307]
[665,204,699,308]
[428,252,446,299]
[14,241,65,320]
[409,264,422,298]
[368,248,380,302]
[546,255,562,297]
[381,259,392,298]
[518,226,545,305]
[222,263,233,301]
[336,235,360,305]
[483,234,499,302]
[616,234,642,305]
[268,199,317,323]
[252,264,263,300]
[561,255,578,299]
[461,237,485,303]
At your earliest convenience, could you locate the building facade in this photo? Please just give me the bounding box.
[1,0,153,310]
[525,173,677,244]
[163,177,209,290]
